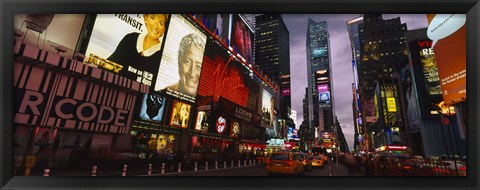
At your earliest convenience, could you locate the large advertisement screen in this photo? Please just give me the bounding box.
[139,94,166,122]
[231,14,254,64]
[317,83,331,107]
[84,14,170,86]
[14,14,85,59]
[197,38,257,108]
[427,14,466,104]
[169,100,192,128]
[154,14,207,103]
[261,89,274,129]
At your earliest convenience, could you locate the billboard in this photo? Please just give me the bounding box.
[409,39,444,118]
[317,83,331,107]
[169,100,192,128]
[215,116,227,134]
[85,14,170,86]
[230,14,254,64]
[387,97,397,112]
[155,14,207,103]
[261,89,274,129]
[139,94,166,122]
[230,121,240,138]
[14,62,136,134]
[14,14,85,59]
[197,38,257,108]
[312,47,327,58]
[427,14,466,105]
[194,111,209,132]
[192,14,218,34]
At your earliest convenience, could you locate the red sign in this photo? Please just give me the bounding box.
[197,40,252,108]
[387,145,407,151]
[216,116,226,134]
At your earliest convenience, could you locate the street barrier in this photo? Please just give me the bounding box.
[238,160,241,167]
[148,164,152,176]
[205,162,209,170]
[215,161,218,169]
[194,162,198,171]
[161,163,165,175]
[244,160,247,166]
[43,169,50,176]
[178,163,182,173]
[91,166,97,176]
[224,161,227,169]
[121,164,127,176]
[231,160,234,168]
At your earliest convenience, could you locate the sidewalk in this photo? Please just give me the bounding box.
[19,159,264,176]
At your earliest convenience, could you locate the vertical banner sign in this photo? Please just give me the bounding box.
[386,97,397,112]
[155,14,207,103]
[14,62,136,134]
[426,14,466,104]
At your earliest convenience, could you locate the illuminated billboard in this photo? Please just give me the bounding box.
[261,89,274,129]
[312,47,326,58]
[85,14,169,86]
[317,83,331,107]
[427,14,466,105]
[169,100,192,128]
[139,94,166,122]
[14,14,85,59]
[155,14,207,103]
[230,121,240,138]
[365,98,377,123]
[387,97,397,112]
[197,38,257,109]
[231,14,254,64]
[194,111,209,132]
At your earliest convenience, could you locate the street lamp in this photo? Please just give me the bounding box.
[437,101,459,176]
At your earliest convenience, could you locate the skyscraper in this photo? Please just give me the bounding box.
[254,14,291,120]
[306,19,335,138]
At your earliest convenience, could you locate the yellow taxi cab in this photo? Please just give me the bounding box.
[310,155,324,168]
[265,151,305,176]
[295,152,313,171]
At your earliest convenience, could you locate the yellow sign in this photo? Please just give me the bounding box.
[387,97,397,112]
[25,156,36,168]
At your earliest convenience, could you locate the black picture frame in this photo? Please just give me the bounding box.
[1,0,479,190]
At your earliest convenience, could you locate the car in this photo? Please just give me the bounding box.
[265,151,305,176]
[295,152,313,171]
[310,156,324,168]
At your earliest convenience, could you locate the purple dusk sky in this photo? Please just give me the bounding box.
[282,14,429,150]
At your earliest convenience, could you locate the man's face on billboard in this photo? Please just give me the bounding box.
[179,46,203,96]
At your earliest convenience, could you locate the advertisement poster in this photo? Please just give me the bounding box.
[155,14,207,103]
[230,14,254,64]
[169,100,191,128]
[139,94,166,121]
[194,111,209,132]
[261,89,274,129]
[427,14,466,104]
[85,14,170,86]
[365,98,377,123]
[230,121,240,137]
[14,14,85,59]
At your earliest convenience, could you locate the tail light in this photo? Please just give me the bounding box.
[459,166,466,171]
[403,166,412,170]
[266,159,271,165]
[285,160,293,166]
